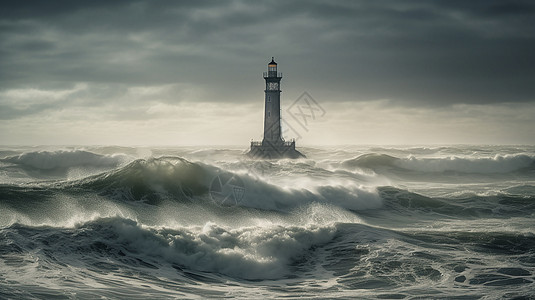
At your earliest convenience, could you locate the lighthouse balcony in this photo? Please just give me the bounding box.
[248,140,303,159]
[250,140,295,147]
[248,139,303,159]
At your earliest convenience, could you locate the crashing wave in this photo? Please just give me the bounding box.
[2,216,338,280]
[2,150,128,170]
[344,153,535,174]
[0,156,383,223]
[76,156,382,210]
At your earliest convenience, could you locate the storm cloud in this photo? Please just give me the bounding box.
[1,0,534,144]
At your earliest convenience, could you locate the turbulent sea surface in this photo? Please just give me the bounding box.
[0,145,534,299]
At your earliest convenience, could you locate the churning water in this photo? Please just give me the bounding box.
[0,145,534,299]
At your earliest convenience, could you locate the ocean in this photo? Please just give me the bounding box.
[0,145,534,299]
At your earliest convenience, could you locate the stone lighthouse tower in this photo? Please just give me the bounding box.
[263,57,283,145]
[248,57,304,159]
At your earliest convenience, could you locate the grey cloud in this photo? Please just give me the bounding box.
[0,0,534,115]
[0,104,48,120]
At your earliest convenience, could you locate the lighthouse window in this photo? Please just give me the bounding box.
[268,96,271,102]
[268,111,271,117]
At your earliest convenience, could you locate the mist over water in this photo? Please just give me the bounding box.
[1,145,534,299]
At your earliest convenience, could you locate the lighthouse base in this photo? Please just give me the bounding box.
[247,140,305,159]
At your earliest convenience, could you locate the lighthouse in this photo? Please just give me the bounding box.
[248,58,305,159]
[263,57,283,144]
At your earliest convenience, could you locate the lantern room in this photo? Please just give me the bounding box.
[268,57,277,76]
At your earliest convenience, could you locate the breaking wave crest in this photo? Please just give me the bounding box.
[3,217,336,280]
[77,156,210,202]
[344,153,535,174]
[1,150,128,170]
[0,156,382,229]
[71,156,382,211]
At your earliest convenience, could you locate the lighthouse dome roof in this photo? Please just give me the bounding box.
[268,57,277,65]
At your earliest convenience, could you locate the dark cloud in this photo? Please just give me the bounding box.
[0,0,534,116]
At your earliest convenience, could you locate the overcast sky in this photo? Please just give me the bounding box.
[1,0,534,145]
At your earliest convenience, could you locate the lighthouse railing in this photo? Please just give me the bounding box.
[250,140,294,147]
[283,140,295,147]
